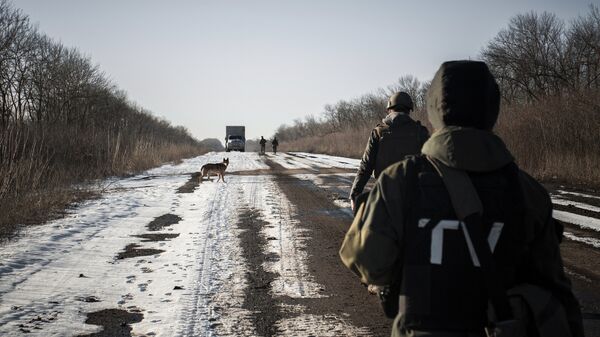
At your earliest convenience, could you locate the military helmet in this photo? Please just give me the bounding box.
[386,92,414,112]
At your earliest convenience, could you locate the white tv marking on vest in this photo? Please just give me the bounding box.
[420,219,504,266]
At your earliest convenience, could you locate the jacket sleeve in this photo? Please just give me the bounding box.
[340,170,404,285]
[520,173,584,337]
[349,129,379,199]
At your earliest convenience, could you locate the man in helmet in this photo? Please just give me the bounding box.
[340,61,584,337]
[349,91,429,212]
[259,136,267,154]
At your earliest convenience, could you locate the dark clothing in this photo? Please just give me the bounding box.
[350,112,428,199]
[342,61,583,337]
[271,138,279,154]
[260,138,267,154]
[340,128,584,337]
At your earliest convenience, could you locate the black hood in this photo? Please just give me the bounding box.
[426,60,500,130]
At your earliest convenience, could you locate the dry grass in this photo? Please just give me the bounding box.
[495,90,600,187]
[0,123,207,240]
[280,91,600,188]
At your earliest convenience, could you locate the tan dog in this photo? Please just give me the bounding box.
[200,158,229,182]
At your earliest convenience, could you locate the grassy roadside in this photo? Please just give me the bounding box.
[0,142,207,242]
[278,92,600,189]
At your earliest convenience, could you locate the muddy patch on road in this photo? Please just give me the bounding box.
[116,243,164,260]
[237,208,282,337]
[177,172,201,193]
[134,233,180,242]
[147,213,181,231]
[78,309,143,337]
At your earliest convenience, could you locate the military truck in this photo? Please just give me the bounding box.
[225,126,245,152]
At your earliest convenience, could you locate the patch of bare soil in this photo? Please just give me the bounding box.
[134,233,180,242]
[266,160,391,336]
[237,208,282,337]
[147,213,181,231]
[177,172,202,193]
[78,309,143,337]
[116,243,164,260]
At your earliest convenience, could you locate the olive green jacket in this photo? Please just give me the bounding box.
[340,127,584,337]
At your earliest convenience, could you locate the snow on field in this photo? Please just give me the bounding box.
[564,232,600,249]
[556,190,600,201]
[2,150,598,336]
[0,152,366,337]
[266,152,359,170]
[551,196,600,213]
[290,152,361,169]
[0,167,188,335]
[554,210,600,232]
[146,151,269,176]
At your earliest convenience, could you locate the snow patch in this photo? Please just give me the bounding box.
[556,190,600,201]
[564,232,600,249]
[553,210,600,232]
[551,196,600,213]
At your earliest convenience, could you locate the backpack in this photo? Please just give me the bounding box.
[427,157,572,337]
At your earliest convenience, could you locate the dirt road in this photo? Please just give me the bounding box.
[0,152,598,336]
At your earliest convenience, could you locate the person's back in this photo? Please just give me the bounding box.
[350,92,429,209]
[373,112,428,177]
[259,136,266,154]
[271,137,279,154]
[340,60,584,337]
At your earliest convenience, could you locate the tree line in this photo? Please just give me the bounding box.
[0,0,205,235]
[274,5,600,186]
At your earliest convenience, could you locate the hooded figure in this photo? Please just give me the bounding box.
[349,91,429,211]
[340,61,584,337]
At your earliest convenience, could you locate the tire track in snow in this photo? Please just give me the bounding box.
[176,183,225,336]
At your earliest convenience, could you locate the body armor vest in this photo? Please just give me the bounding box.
[374,121,426,178]
[398,156,529,332]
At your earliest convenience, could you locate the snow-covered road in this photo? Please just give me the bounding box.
[0,151,599,336]
[0,152,370,336]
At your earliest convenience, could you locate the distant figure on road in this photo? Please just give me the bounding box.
[340,60,584,337]
[259,136,267,154]
[349,91,429,212]
[271,137,279,154]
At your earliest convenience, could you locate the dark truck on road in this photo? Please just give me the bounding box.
[225,126,245,152]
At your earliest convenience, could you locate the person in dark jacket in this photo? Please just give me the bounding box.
[259,136,267,154]
[271,137,279,154]
[349,91,429,211]
[340,60,584,337]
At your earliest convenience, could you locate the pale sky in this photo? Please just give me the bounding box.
[15,0,594,141]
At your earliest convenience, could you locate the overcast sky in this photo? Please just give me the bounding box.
[15,0,594,141]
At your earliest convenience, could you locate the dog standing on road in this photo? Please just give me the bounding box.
[199,158,229,183]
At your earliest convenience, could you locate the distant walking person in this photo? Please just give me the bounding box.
[259,136,267,154]
[271,137,279,154]
[349,91,429,212]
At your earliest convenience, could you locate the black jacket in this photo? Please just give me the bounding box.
[350,112,429,199]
